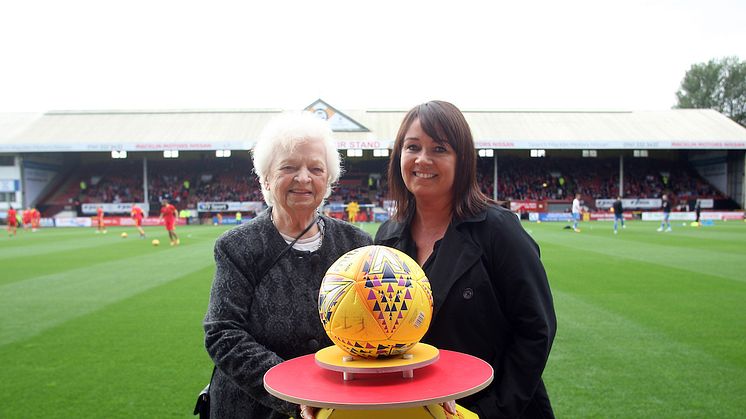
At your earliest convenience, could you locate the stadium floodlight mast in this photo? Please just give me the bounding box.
[111,150,127,159]
[216,149,231,158]
[163,150,179,158]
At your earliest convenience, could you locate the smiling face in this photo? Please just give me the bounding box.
[400,118,457,203]
[267,138,329,216]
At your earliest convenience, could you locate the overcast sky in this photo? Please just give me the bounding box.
[2,0,745,113]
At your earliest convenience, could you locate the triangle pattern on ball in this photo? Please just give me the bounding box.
[318,276,354,328]
[359,247,417,336]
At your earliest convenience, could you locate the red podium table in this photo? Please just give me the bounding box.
[264,346,493,410]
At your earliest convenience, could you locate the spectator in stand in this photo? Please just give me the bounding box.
[202,112,372,419]
[6,206,18,237]
[158,199,180,245]
[657,194,672,232]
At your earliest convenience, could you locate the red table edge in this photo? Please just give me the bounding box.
[263,351,494,410]
[265,376,493,410]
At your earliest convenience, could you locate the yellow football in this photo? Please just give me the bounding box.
[318,246,433,359]
[151,239,160,246]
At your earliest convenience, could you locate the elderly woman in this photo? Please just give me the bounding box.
[203,112,372,418]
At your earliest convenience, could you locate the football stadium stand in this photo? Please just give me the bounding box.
[1,100,745,223]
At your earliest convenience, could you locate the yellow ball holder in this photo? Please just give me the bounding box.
[315,343,439,381]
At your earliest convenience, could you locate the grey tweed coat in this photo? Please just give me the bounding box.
[204,209,372,418]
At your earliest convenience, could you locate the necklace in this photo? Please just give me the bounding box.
[270,209,320,240]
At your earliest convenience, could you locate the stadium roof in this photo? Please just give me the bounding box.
[1,105,745,153]
[0,113,44,144]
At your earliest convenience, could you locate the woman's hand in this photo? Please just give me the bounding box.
[299,404,317,419]
[441,400,457,414]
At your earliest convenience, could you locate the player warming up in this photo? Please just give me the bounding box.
[96,206,107,234]
[131,204,146,238]
[572,193,582,232]
[6,206,18,237]
[158,199,180,246]
[657,194,672,232]
[613,196,625,234]
[31,207,41,232]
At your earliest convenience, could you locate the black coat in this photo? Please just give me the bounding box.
[375,205,556,418]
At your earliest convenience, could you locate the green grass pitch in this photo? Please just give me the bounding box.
[1,220,745,417]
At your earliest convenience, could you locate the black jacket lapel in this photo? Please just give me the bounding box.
[375,212,486,320]
[427,221,482,319]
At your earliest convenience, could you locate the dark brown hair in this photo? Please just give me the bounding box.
[387,100,491,222]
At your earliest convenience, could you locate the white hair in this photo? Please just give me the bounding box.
[252,112,341,208]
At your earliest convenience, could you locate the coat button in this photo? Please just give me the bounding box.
[308,339,319,351]
[462,288,474,300]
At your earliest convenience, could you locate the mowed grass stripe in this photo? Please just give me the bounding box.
[0,234,217,346]
[530,223,746,283]
[541,239,746,368]
[1,226,107,242]
[670,224,746,243]
[0,229,120,261]
[0,225,228,258]
[533,220,746,253]
[546,290,746,418]
[0,237,162,286]
[0,265,215,418]
[0,226,227,286]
